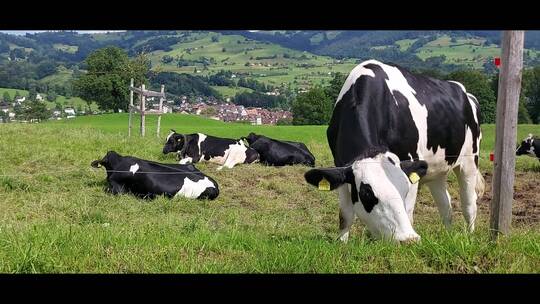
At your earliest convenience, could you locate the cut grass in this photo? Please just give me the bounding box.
[0,114,539,273]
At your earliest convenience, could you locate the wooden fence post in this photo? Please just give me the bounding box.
[490,30,525,241]
[157,84,164,138]
[128,78,134,137]
[140,84,146,137]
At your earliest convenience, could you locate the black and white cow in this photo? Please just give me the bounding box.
[162,130,259,170]
[91,151,219,200]
[516,134,539,160]
[242,132,316,167]
[304,59,484,243]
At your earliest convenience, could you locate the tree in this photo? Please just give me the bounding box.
[161,55,174,64]
[46,90,58,102]
[36,60,57,78]
[28,86,37,101]
[2,91,11,103]
[0,110,7,123]
[211,36,219,43]
[446,70,497,123]
[73,47,150,112]
[325,72,347,103]
[522,66,540,123]
[292,86,332,125]
[24,100,51,121]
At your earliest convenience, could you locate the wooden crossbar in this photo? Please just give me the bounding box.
[128,79,166,138]
[129,86,165,98]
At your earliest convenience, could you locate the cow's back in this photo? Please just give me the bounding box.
[329,60,481,177]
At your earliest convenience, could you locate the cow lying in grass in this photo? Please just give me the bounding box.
[242,132,316,167]
[162,130,259,170]
[516,134,539,160]
[91,151,219,200]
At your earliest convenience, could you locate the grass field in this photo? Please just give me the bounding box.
[0,114,539,273]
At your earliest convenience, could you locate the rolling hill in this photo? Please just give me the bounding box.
[2,30,540,101]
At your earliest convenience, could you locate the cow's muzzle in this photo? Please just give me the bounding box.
[91,160,102,168]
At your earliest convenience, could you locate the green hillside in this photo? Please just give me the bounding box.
[0,87,97,111]
[148,32,357,90]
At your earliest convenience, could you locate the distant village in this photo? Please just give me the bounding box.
[0,93,293,125]
[151,96,293,125]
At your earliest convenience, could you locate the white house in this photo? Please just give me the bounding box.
[36,94,43,101]
[8,112,15,119]
[64,108,76,118]
[162,105,172,113]
[15,96,25,103]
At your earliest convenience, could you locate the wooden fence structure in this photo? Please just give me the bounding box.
[128,78,166,137]
[490,31,525,241]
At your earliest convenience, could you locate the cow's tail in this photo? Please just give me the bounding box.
[475,169,485,199]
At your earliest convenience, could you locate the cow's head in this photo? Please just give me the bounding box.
[91,150,121,170]
[243,132,261,145]
[163,129,187,155]
[304,152,428,243]
[516,134,536,157]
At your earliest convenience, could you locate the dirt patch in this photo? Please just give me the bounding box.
[478,172,540,226]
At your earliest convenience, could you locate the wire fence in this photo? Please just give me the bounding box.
[0,153,488,178]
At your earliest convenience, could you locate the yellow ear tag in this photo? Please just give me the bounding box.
[409,172,420,184]
[318,177,331,191]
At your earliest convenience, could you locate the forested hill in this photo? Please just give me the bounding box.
[2,30,540,104]
[224,30,540,55]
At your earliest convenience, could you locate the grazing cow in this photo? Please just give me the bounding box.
[162,130,260,170]
[242,132,316,167]
[91,151,219,200]
[304,59,484,243]
[516,134,539,160]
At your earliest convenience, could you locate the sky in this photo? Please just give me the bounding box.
[0,30,126,36]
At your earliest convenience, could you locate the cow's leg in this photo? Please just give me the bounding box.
[107,180,126,195]
[453,166,478,232]
[218,149,241,170]
[425,175,453,229]
[337,184,355,242]
[404,182,419,225]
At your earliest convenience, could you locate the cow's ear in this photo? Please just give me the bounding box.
[400,160,428,183]
[304,166,354,190]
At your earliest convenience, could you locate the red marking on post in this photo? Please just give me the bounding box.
[490,152,494,162]
[494,57,501,67]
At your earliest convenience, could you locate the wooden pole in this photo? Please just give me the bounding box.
[490,31,524,241]
[140,84,146,137]
[157,84,164,138]
[128,78,134,137]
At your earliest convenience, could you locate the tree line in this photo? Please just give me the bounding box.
[291,68,540,125]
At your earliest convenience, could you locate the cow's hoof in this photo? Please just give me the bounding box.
[398,235,421,245]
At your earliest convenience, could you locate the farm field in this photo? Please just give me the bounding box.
[148,32,358,90]
[0,114,539,273]
[415,35,540,69]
